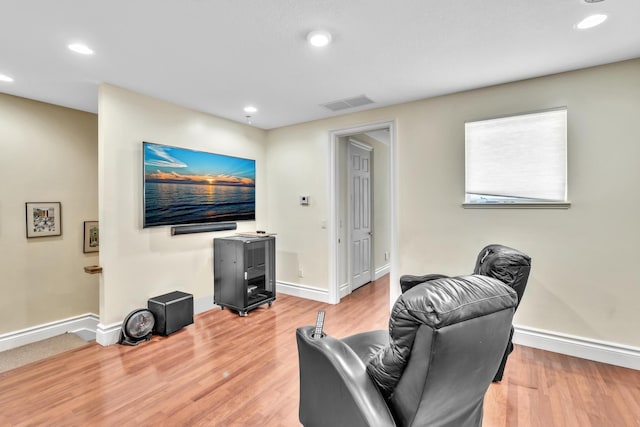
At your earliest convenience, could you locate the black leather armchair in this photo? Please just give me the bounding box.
[400,244,531,381]
[296,275,518,427]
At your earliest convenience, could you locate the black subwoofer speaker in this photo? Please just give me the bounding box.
[147,291,194,335]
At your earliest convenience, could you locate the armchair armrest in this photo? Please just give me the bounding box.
[399,274,449,293]
[296,326,395,427]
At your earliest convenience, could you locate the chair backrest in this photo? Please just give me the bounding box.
[367,275,517,427]
[473,244,531,308]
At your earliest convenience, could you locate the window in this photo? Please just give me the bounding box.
[464,108,569,208]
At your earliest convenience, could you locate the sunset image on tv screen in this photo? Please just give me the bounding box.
[143,142,255,227]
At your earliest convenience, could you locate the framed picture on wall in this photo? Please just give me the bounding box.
[25,202,62,238]
[83,221,99,253]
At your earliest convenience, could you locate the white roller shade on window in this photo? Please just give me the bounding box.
[465,108,567,203]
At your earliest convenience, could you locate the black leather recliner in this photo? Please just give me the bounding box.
[400,244,531,381]
[296,274,518,427]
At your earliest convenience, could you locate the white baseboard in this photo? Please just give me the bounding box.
[6,306,637,372]
[194,295,216,315]
[0,313,99,352]
[375,264,390,280]
[95,322,122,346]
[339,282,350,299]
[514,325,640,370]
[337,265,390,300]
[276,281,330,303]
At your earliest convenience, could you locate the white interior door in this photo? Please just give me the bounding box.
[349,141,373,290]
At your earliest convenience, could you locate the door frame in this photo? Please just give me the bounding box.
[328,119,398,305]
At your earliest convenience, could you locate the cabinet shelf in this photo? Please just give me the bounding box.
[247,290,274,306]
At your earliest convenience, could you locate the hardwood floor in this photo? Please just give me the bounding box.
[1,275,638,426]
[484,345,640,427]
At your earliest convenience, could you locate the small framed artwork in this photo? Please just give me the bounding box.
[26,202,62,238]
[83,221,99,253]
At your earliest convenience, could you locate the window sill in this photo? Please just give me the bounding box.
[462,202,571,209]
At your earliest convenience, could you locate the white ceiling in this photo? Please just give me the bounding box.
[1,0,639,129]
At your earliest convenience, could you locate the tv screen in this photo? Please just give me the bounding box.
[143,141,255,227]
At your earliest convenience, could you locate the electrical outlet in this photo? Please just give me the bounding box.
[300,195,310,206]
[298,268,304,278]
[384,251,390,261]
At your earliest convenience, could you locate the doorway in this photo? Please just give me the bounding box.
[328,120,397,304]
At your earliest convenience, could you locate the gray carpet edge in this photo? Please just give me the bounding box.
[0,333,90,373]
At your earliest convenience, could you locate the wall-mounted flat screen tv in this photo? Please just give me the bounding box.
[143,141,255,227]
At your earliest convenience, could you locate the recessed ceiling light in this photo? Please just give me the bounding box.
[243,106,258,114]
[68,43,94,55]
[307,30,332,47]
[0,74,14,82]
[576,14,608,29]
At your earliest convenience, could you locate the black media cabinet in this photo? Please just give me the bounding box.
[213,235,276,316]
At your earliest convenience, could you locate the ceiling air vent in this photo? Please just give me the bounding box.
[321,95,375,112]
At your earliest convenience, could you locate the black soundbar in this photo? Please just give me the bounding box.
[171,222,237,235]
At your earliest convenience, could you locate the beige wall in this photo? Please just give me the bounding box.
[267,58,640,348]
[394,59,639,346]
[98,84,267,326]
[265,122,331,289]
[0,94,99,334]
